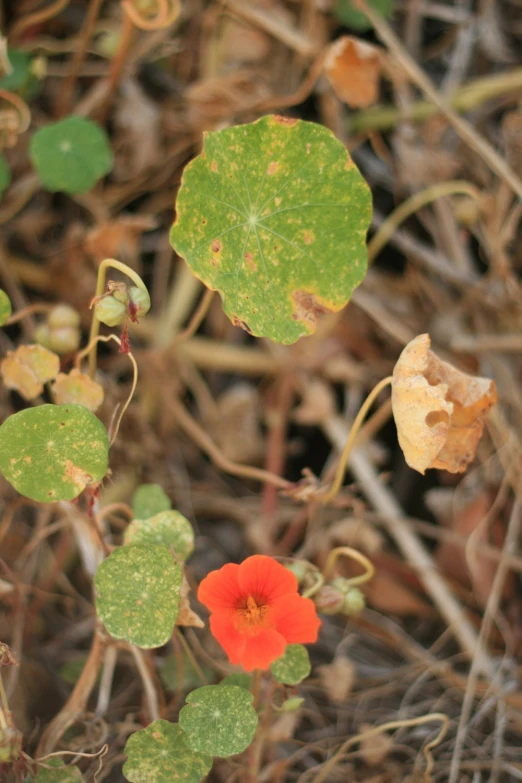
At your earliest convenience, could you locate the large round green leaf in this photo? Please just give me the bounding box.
[132,483,171,519]
[179,685,258,757]
[0,404,108,502]
[30,116,113,194]
[94,545,182,648]
[123,720,212,783]
[270,644,311,685]
[170,114,372,345]
[123,510,194,561]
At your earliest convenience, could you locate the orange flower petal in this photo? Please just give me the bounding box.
[209,612,245,665]
[197,563,242,613]
[272,593,321,644]
[238,555,298,604]
[240,629,286,672]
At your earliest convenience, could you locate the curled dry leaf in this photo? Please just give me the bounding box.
[175,576,204,628]
[1,344,60,400]
[323,36,382,109]
[391,334,497,474]
[359,722,393,767]
[317,657,355,704]
[52,369,104,412]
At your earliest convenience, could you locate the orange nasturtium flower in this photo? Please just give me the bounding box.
[198,555,321,672]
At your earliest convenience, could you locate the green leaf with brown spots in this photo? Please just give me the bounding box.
[94,545,182,648]
[123,510,195,561]
[179,685,258,758]
[0,404,108,503]
[270,644,311,685]
[170,114,372,345]
[123,720,212,783]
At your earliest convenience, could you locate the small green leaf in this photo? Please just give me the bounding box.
[0,48,42,99]
[336,0,394,31]
[123,720,212,783]
[0,156,11,199]
[170,114,371,345]
[124,510,194,561]
[0,289,12,325]
[30,116,113,194]
[35,757,84,783]
[159,652,213,692]
[95,545,182,648]
[179,685,258,757]
[219,673,251,690]
[132,483,171,519]
[0,404,108,502]
[270,644,311,685]
[281,696,305,712]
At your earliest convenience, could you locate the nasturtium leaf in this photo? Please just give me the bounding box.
[123,720,212,783]
[270,644,311,685]
[0,156,11,199]
[170,114,372,345]
[132,483,171,519]
[219,673,251,690]
[0,289,12,325]
[124,510,194,561]
[336,0,393,31]
[35,757,84,783]
[0,404,108,502]
[30,116,113,195]
[52,369,104,412]
[94,545,182,648]
[0,48,42,99]
[179,685,258,757]
[159,652,213,692]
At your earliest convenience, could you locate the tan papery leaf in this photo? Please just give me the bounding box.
[392,334,497,474]
[324,36,382,109]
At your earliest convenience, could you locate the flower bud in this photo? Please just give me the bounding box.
[34,323,52,350]
[48,304,80,329]
[94,296,127,327]
[341,587,365,616]
[313,584,345,615]
[0,726,22,762]
[128,286,151,321]
[285,560,310,584]
[48,327,81,354]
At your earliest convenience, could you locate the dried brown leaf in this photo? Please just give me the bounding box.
[1,344,60,400]
[359,723,393,766]
[324,36,382,109]
[176,576,204,628]
[52,369,104,412]
[392,334,497,474]
[317,657,355,704]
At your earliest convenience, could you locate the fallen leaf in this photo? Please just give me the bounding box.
[317,657,355,704]
[268,711,300,742]
[365,565,431,615]
[175,576,204,628]
[1,344,60,400]
[392,334,497,474]
[52,369,104,412]
[324,36,382,108]
[84,214,157,266]
[359,722,393,766]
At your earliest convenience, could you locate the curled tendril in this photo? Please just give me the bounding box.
[0,89,31,149]
[322,546,375,587]
[121,0,181,30]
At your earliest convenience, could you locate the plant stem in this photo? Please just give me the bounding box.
[87,258,147,378]
[97,9,134,123]
[319,376,392,505]
[368,180,481,264]
[56,0,104,117]
[173,288,214,345]
[322,546,375,586]
[349,67,522,134]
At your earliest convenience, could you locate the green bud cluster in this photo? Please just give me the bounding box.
[314,578,365,617]
[93,282,151,327]
[35,304,81,354]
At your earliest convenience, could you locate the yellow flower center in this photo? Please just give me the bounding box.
[234,595,271,635]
